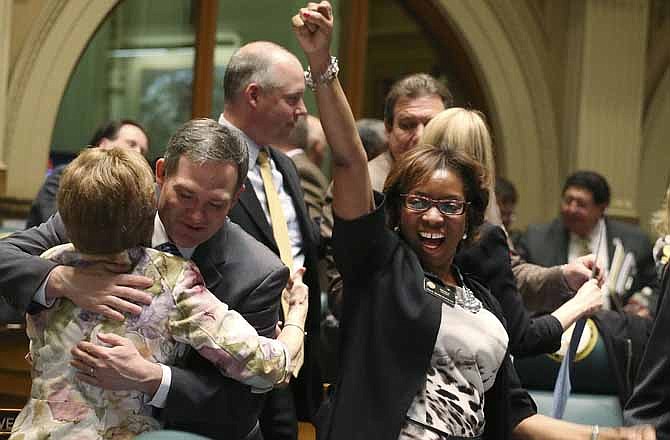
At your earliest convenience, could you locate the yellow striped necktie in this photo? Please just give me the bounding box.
[257,149,304,375]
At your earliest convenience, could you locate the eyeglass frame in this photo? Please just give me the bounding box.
[399,193,470,216]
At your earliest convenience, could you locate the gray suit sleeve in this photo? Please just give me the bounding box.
[0,214,68,311]
[26,167,63,229]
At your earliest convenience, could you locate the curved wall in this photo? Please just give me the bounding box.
[5,0,118,199]
[639,66,670,234]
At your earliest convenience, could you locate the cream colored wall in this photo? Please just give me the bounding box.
[440,0,561,228]
[0,1,11,195]
[4,0,118,200]
[437,0,668,232]
[639,68,670,234]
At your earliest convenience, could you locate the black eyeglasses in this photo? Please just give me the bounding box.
[400,194,470,216]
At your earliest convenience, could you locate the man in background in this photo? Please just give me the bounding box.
[356,118,387,161]
[519,170,658,315]
[304,114,328,169]
[495,176,522,246]
[277,116,329,224]
[219,40,323,439]
[26,119,150,228]
[367,73,452,192]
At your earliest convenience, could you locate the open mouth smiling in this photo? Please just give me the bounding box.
[418,231,445,250]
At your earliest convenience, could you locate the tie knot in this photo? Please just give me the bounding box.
[577,237,591,256]
[156,242,182,258]
[257,149,270,166]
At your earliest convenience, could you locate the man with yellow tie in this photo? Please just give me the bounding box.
[219,40,323,440]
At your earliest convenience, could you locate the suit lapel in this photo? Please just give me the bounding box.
[237,176,278,250]
[549,219,570,265]
[605,218,616,264]
[191,220,229,294]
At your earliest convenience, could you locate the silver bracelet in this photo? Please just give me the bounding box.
[304,56,339,91]
[283,323,307,336]
[591,424,599,440]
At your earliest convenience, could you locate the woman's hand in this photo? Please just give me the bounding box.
[277,268,309,376]
[571,279,604,318]
[562,254,605,291]
[551,279,603,330]
[292,2,333,63]
[606,425,656,439]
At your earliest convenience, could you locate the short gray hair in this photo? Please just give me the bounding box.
[163,118,249,190]
[223,42,292,103]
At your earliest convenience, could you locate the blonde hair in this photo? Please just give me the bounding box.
[422,108,494,184]
[651,185,670,236]
[421,108,500,224]
[58,147,156,254]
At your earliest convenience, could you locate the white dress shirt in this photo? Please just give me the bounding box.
[219,115,305,272]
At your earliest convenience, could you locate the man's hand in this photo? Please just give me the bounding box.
[47,264,153,321]
[284,267,308,324]
[71,332,162,395]
[562,254,604,291]
[292,1,334,67]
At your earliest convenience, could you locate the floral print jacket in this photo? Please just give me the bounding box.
[11,245,289,440]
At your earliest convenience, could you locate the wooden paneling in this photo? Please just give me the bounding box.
[338,0,369,119]
[192,0,218,118]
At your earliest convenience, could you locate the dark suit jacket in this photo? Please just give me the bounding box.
[323,194,535,440]
[518,217,658,298]
[0,214,288,440]
[289,151,328,225]
[26,164,66,229]
[455,223,563,357]
[229,147,322,421]
[624,267,670,438]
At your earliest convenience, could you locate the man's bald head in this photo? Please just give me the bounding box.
[223,41,302,106]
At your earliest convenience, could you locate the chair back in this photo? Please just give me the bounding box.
[515,318,623,426]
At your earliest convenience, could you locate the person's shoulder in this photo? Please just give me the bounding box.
[293,153,328,187]
[478,222,504,240]
[607,217,650,240]
[526,218,561,236]
[220,219,285,272]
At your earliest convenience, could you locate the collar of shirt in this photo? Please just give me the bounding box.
[569,217,606,247]
[284,148,302,158]
[152,214,195,259]
[219,114,264,165]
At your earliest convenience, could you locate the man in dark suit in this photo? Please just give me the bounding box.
[218,40,322,440]
[26,119,151,229]
[0,119,289,440]
[518,170,658,314]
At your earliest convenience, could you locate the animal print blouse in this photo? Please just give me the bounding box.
[11,244,289,440]
[400,286,509,439]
